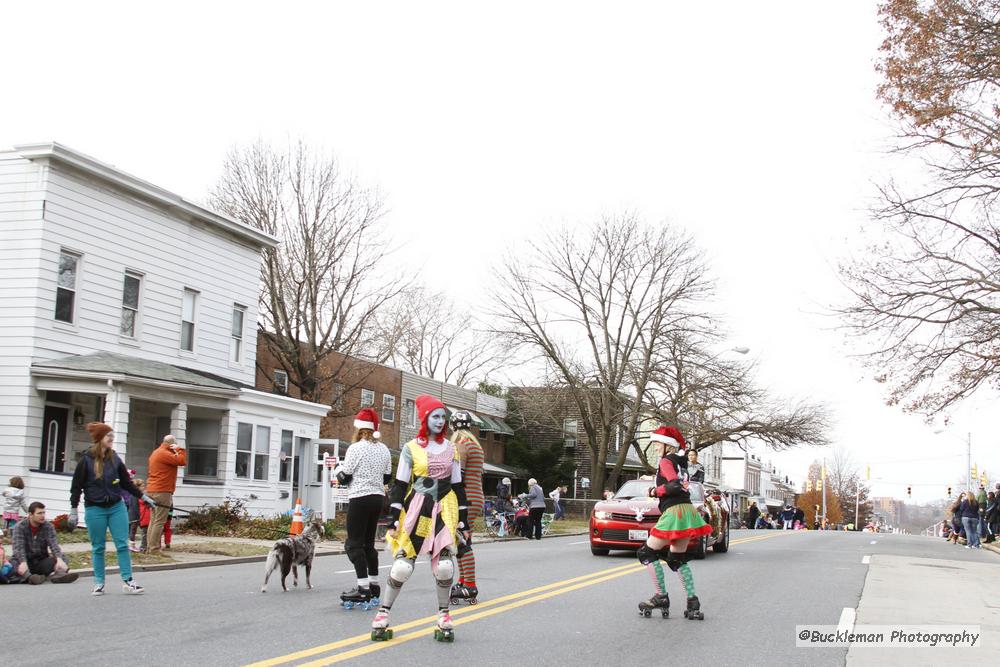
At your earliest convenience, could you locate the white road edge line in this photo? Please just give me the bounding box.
[862,555,871,564]
[838,607,857,633]
[567,541,589,545]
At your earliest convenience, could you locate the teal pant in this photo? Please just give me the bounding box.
[85,502,132,584]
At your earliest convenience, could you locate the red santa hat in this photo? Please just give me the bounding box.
[415,394,446,446]
[650,425,686,453]
[353,407,381,439]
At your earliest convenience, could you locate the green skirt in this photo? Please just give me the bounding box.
[651,502,713,541]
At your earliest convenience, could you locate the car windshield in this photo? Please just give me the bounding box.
[614,479,707,502]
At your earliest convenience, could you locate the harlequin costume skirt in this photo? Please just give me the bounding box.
[650,502,713,541]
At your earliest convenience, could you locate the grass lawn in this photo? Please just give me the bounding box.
[67,549,174,571]
[547,517,588,535]
[170,542,269,558]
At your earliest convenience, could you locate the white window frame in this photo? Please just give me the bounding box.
[120,270,143,338]
[254,425,270,481]
[273,369,288,395]
[563,418,578,449]
[55,249,81,324]
[382,394,396,423]
[405,399,416,427]
[180,288,199,352]
[236,422,253,479]
[230,303,246,363]
[360,388,375,408]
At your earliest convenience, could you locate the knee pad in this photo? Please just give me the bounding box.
[666,552,685,572]
[389,558,415,586]
[636,544,658,566]
[433,557,455,583]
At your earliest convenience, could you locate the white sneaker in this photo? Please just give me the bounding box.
[122,578,145,595]
[92,583,105,596]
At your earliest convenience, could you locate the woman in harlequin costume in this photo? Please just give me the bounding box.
[371,394,469,642]
[636,425,712,620]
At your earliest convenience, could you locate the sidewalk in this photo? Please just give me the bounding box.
[847,553,1000,665]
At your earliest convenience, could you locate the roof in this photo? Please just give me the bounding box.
[13,142,278,249]
[605,447,651,471]
[31,351,246,392]
[482,462,530,479]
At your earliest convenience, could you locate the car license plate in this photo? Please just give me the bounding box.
[629,529,649,541]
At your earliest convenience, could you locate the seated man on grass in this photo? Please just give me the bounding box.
[11,502,78,585]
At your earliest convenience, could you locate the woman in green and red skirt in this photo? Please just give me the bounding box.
[636,425,712,620]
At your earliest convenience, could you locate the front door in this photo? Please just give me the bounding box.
[41,405,69,472]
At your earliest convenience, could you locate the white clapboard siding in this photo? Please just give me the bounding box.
[441,384,476,410]
[476,392,507,418]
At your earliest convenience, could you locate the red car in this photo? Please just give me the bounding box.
[589,479,730,558]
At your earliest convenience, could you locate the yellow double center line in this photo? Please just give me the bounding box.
[248,531,791,666]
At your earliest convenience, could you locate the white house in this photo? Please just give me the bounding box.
[0,142,329,520]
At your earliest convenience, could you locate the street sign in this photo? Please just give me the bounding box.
[324,454,338,469]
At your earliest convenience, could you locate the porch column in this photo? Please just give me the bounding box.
[171,402,188,484]
[103,385,130,457]
[217,409,233,483]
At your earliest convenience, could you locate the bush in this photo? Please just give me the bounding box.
[177,496,346,541]
[50,514,71,533]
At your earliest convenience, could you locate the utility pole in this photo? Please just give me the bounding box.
[967,432,972,493]
[821,457,827,530]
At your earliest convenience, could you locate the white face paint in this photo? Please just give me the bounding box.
[427,408,447,436]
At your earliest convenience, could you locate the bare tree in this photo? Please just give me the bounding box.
[493,213,714,495]
[838,0,1000,418]
[638,331,831,472]
[210,140,405,406]
[375,286,507,387]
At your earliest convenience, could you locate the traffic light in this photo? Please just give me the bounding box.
[814,504,820,512]
[947,486,952,497]
[817,479,823,492]
[907,485,912,498]
[805,480,812,492]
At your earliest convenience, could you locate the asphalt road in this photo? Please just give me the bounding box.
[6,529,994,666]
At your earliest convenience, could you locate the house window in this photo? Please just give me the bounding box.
[382,395,396,423]
[55,250,80,323]
[563,418,578,449]
[279,429,296,483]
[120,271,142,337]
[332,383,344,410]
[273,370,288,395]
[404,399,416,427]
[230,304,246,363]
[180,289,198,351]
[254,425,270,481]
[360,389,375,408]
[236,422,253,478]
[186,419,221,477]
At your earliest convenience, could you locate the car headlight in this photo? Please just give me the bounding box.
[593,511,612,520]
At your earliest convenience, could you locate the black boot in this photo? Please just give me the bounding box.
[683,595,704,620]
[340,586,372,610]
[638,592,669,618]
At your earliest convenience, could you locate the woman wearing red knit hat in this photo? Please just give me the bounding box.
[69,422,157,596]
[370,395,470,642]
[636,425,712,620]
[336,407,392,610]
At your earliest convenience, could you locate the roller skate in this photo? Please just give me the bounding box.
[638,592,670,618]
[369,582,381,607]
[340,586,373,610]
[370,609,393,641]
[450,583,479,605]
[683,595,704,620]
[433,609,455,642]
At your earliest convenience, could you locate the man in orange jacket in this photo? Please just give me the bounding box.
[146,435,186,553]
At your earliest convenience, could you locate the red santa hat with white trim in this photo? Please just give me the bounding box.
[353,407,381,439]
[649,425,686,453]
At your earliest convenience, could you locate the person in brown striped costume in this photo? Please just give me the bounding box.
[449,410,484,603]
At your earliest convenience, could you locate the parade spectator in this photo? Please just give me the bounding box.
[126,476,143,552]
[549,485,565,520]
[985,491,999,543]
[746,501,760,530]
[687,450,705,482]
[513,501,530,538]
[2,476,30,533]
[793,506,805,530]
[138,492,152,551]
[0,541,13,584]
[780,505,795,529]
[949,494,964,544]
[71,422,153,595]
[496,478,513,514]
[602,488,614,501]
[960,493,981,549]
[10,502,78,584]
[525,478,546,540]
[146,434,186,554]
[977,485,989,539]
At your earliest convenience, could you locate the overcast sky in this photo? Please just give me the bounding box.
[3,1,995,506]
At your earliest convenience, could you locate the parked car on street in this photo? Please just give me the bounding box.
[589,479,730,558]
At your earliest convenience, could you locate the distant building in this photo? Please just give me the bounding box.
[872,496,905,528]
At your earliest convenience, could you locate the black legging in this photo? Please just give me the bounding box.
[345,494,383,580]
[529,507,544,540]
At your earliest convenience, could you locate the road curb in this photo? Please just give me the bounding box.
[67,531,590,578]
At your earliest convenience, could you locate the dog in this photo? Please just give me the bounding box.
[261,514,324,593]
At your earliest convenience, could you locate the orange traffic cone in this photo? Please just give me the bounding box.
[289,498,303,536]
